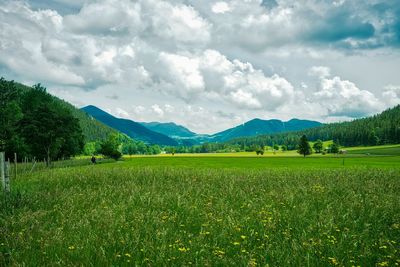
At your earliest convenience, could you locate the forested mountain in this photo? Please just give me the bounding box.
[140,122,197,138]
[210,118,321,142]
[226,105,400,149]
[7,81,118,143]
[82,105,178,146]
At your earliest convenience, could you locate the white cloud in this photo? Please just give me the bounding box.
[151,104,165,117]
[115,107,130,118]
[309,66,331,78]
[211,2,231,14]
[382,85,400,107]
[1,0,399,133]
[310,67,383,117]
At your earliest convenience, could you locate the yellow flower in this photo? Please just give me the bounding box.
[233,242,240,246]
[125,253,131,258]
[68,246,75,250]
[241,235,247,240]
[377,262,389,267]
[327,257,338,266]
[178,247,189,252]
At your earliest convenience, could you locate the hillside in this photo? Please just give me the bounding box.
[227,105,400,149]
[210,118,322,142]
[13,82,118,143]
[140,122,197,138]
[82,105,178,146]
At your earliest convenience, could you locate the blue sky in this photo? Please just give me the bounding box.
[0,0,399,133]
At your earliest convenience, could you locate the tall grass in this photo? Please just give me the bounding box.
[1,163,399,266]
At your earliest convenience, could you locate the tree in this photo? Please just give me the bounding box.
[313,139,323,153]
[329,141,340,154]
[99,134,122,160]
[281,144,287,152]
[19,84,84,165]
[297,135,311,157]
[0,78,26,157]
[273,144,279,151]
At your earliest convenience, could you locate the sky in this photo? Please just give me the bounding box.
[1,0,400,134]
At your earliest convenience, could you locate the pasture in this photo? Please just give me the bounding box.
[1,153,399,266]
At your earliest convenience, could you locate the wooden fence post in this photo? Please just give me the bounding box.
[4,160,10,192]
[14,153,17,180]
[0,152,4,191]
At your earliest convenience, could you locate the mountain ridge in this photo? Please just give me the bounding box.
[81,105,178,146]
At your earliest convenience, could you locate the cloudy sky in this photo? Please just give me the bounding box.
[1,0,400,134]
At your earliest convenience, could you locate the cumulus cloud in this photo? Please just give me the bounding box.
[157,49,295,110]
[211,2,231,14]
[0,0,399,132]
[382,85,400,107]
[309,66,383,117]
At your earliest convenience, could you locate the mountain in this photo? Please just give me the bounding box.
[13,81,118,143]
[226,105,400,148]
[209,118,322,142]
[140,122,197,138]
[81,105,178,146]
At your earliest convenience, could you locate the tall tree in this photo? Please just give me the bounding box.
[19,84,84,165]
[0,78,26,157]
[297,135,312,157]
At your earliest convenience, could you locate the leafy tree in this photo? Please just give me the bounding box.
[329,141,340,154]
[0,78,26,157]
[313,139,323,153]
[281,144,287,152]
[297,135,311,157]
[99,134,122,160]
[19,84,84,165]
[273,144,279,151]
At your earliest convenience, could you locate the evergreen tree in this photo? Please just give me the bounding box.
[297,135,311,157]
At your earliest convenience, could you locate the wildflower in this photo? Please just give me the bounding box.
[125,253,131,257]
[68,246,75,250]
[249,258,257,267]
[178,247,189,252]
[241,235,247,240]
[233,242,240,246]
[379,245,387,249]
[328,257,338,266]
[116,254,121,258]
[377,262,389,267]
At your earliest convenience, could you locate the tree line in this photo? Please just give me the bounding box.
[226,105,400,149]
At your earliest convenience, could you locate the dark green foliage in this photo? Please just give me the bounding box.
[0,79,84,162]
[313,139,323,153]
[328,141,340,154]
[226,105,400,149]
[297,135,312,157]
[99,134,122,160]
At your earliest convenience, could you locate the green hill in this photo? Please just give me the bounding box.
[82,105,178,146]
[13,82,118,143]
[226,105,400,149]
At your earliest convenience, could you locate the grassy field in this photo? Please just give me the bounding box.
[1,152,400,266]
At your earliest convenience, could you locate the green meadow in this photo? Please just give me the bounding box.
[1,147,400,266]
